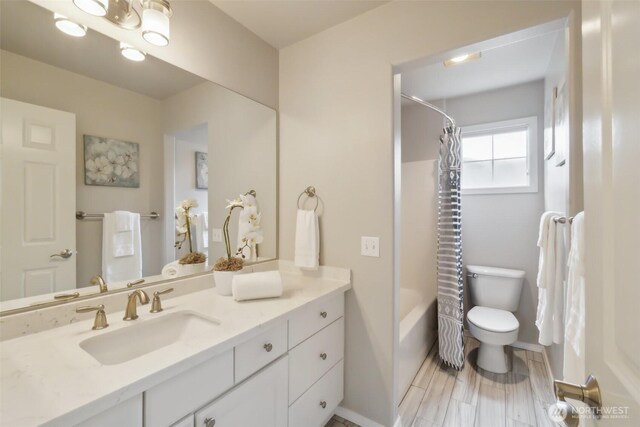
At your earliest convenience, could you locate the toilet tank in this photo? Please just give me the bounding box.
[467,265,525,312]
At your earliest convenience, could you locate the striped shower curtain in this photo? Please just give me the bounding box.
[437,125,465,370]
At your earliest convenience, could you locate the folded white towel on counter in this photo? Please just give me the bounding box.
[161,261,180,279]
[294,209,319,270]
[195,212,209,252]
[232,271,283,301]
[103,211,142,282]
[565,211,585,355]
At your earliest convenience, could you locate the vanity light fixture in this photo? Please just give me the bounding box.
[73,0,173,46]
[120,42,146,61]
[141,0,172,46]
[54,13,88,37]
[73,0,108,17]
[443,52,482,67]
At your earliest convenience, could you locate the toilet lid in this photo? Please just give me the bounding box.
[467,306,519,333]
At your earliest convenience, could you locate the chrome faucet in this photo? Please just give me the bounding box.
[91,275,108,293]
[123,289,150,320]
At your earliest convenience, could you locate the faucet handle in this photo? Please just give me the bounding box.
[150,288,174,313]
[127,279,145,288]
[76,304,109,330]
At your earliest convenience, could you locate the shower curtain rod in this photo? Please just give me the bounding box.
[401,93,456,128]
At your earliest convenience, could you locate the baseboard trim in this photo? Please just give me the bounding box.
[511,340,544,352]
[334,406,386,427]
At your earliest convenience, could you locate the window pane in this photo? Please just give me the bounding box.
[493,158,528,188]
[462,160,492,189]
[493,130,527,159]
[462,135,492,161]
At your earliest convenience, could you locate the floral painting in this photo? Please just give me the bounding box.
[195,151,208,189]
[84,135,139,188]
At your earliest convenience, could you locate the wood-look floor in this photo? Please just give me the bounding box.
[326,338,559,427]
[397,338,561,427]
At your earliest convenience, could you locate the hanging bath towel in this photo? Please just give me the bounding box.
[437,126,465,370]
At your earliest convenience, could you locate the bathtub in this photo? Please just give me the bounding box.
[398,288,437,401]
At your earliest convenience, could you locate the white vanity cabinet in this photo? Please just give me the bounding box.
[72,292,346,427]
[195,356,289,427]
[75,394,142,427]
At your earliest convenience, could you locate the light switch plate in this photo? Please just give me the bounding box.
[361,236,380,257]
[211,228,223,242]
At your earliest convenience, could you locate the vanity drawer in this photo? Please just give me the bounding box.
[289,317,344,404]
[288,359,344,427]
[289,294,344,349]
[145,350,233,427]
[235,320,287,382]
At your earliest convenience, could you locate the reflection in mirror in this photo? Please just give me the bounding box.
[0,1,277,312]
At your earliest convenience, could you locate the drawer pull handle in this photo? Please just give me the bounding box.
[204,418,216,427]
[320,311,327,318]
[264,343,273,352]
[320,400,327,409]
[320,352,327,360]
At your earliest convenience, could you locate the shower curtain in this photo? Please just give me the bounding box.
[437,125,465,370]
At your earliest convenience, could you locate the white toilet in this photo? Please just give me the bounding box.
[466,265,525,374]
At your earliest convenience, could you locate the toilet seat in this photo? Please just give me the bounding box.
[467,306,519,333]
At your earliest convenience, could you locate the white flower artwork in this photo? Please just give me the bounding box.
[195,151,208,189]
[84,135,139,187]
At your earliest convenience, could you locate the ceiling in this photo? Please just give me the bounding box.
[1,1,205,100]
[210,0,388,48]
[401,30,560,102]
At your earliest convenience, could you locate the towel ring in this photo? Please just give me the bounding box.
[297,186,319,212]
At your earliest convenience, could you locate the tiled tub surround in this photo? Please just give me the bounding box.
[0,261,350,426]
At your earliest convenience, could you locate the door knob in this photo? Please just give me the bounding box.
[50,249,73,259]
[550,375,603,426]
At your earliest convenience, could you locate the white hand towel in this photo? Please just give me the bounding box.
[536,214,566,346]
[102,212,142,283]
[294,209,319,270]
[112,211,136,257]
[565,211,585,355]
[537,211,561,288]
[194,212,209,252]
[232,271,283,301]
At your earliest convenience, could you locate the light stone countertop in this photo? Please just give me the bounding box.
[0,263,351,427]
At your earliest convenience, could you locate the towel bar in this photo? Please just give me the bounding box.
[553,216,574,224]
[76,211,160,220]
[297,186,320,212]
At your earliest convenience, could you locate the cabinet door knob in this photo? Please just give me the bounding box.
[320,311,327,318]
[264,343,273,352]
[320,352,327,360]
[204,417,216,427]
[320,400,327,409]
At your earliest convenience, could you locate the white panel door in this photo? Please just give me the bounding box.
[1,98,76,300]
[582,0,640,424]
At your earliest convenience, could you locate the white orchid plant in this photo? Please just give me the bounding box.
[214,192,264,272]
[175,199,206,265]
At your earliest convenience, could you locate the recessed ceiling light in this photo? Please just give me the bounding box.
[73,0,108,17]
[443,52,481,67]
[120,43,146,62]
[54,13,88,38]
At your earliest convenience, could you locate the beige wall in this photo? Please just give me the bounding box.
[30,0,279,108]
[279,1,580,424]
[0,50,165,287]
[163,82,277,263]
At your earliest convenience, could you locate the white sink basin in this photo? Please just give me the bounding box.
[79,311,220,365]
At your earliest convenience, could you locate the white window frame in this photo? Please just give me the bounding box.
[460,116,538,195]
